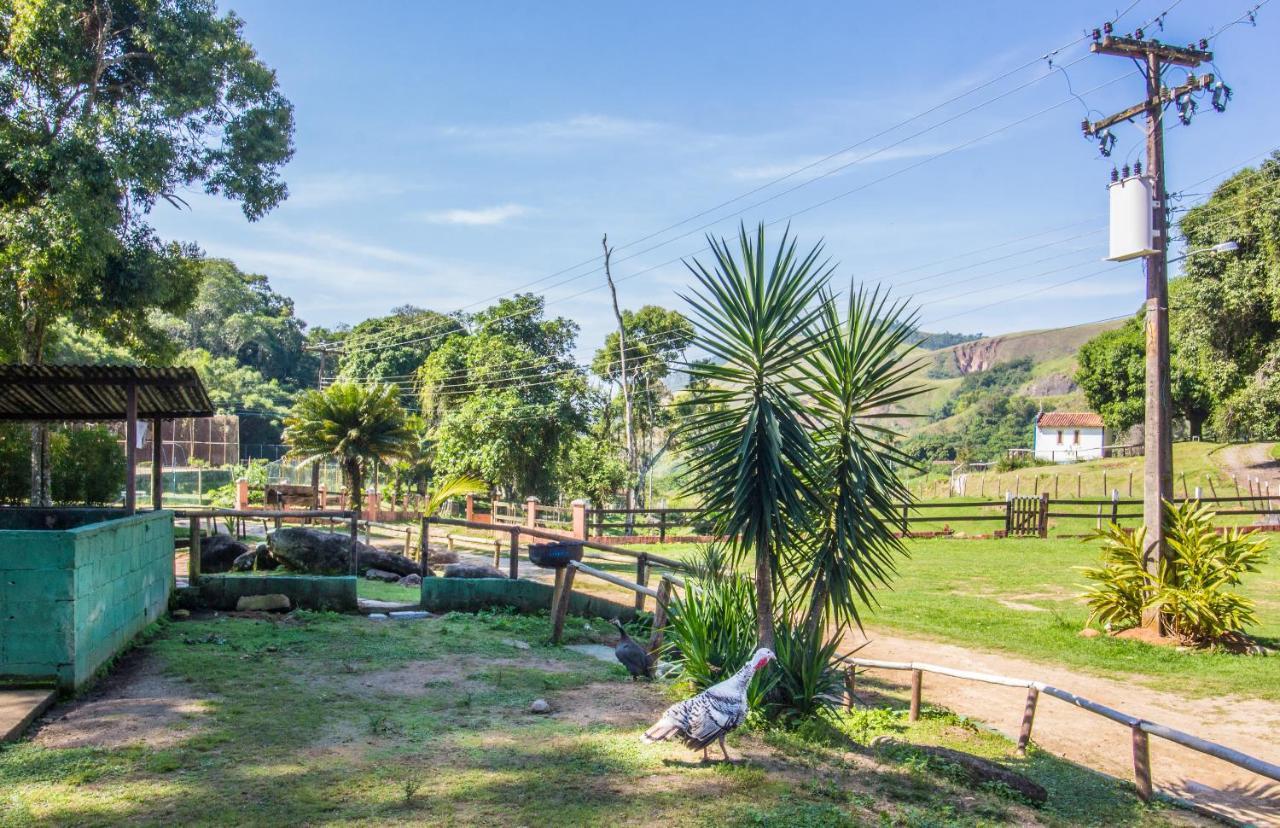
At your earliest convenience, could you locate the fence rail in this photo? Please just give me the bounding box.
[846,656,1280,810]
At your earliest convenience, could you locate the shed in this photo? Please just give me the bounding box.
[0,365,214,512]
[1033,411,1106,462]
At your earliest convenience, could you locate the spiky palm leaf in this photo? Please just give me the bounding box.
[423,474,488,517]
[679,223,834,645]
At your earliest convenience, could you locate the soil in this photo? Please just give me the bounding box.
[31,650,212,750]
[1216,442,1280,485]
[850,628,1280,826]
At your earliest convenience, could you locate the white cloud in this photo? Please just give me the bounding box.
[437,114,664,144]
[417,203,529,226]
[728,143,974,182]
[283,172,422,209]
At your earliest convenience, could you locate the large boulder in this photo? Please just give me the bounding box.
[364,568,401,582]
[201,534,249,574]
[268,527,420,576]
[231,543,279,572]
[443,563,506,579]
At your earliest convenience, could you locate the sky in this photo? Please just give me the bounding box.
[148,0,1280,361]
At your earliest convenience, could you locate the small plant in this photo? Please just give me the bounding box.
[763,616,848,722]
[663,554,758,692]
[1079,500,1268,644]
[401,776,422,804]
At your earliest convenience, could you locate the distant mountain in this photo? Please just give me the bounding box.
[923,319,1124,379]
[910,330,984,351]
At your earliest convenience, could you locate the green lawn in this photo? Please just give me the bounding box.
[631,535,1280,702]
[0,612,1188,826]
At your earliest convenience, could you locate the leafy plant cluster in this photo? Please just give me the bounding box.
[1079,500,1269,644]
[0,423,124,505]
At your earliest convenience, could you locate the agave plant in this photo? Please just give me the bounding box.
[1080,500,1269,642]
[680,223,833,646]
[283,382,413,516]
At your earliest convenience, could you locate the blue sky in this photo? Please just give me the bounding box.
[148,1,1280,359]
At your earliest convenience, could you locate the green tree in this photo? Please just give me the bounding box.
[50,426,123,505]
[183,347,294,452]
[1176,152,1280,439]
[556,432,628,508]
[680,225,831,647]
[418,295,586,498]
[336,305,463,389]
[283,382,411,516]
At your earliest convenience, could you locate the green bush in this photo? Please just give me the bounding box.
[1079,500,1268,643]
[0,423,31,504]
[51,427,126,505]
[765,617,848,722]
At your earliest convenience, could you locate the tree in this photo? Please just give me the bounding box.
[283,382,411,516]
[556,432,628,508]
[1176,151,1280,439]
[680,225,831,647]
[1076,303,1214,438]
[591,304,694,509]
[418,295,586,498]
[336,306,463,389]
[0,0,294,501]
[183,348,294,453]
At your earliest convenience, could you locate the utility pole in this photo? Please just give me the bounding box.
[1083,28,1217,631]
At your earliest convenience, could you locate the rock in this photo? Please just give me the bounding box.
[1078,628,1101,638]
[398,573,422,587]
[389,611,432,620]
[235,594,291,612]
[367,613,389,621]
[529,698,551,714]
[231,544,280,572]
[502,638,531,650]
[364,568,401,582]
[268,527,420,576]
[443,563,507,579]
[200,533,249,574]
[172,609,191,619]
[426,548,459,564]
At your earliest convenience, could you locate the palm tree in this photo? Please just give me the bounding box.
[794,285,926,635]
[283,382,413,516]
[679,224,833,647]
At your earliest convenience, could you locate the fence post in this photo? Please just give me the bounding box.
[1131,725,1153,802]
[1037,492,1049,538]
[909,669,922,722]
[550,564,577,644]
[635,554,649,613]
[1077,473,1082,498]
[508,527,519,580]
[1017,687,1039,754]
[1003,493,1012,537]
[1181,472,1189,501]
[571,499,588,540]
[844,668,857,711]
[465,494,475,522]
[648,576,672,656]
[235,477,249,510]
[658,510,667,543]
[901,504,909,536]
[420,516,429,571]
[1110,489,1119,525]
[349,513,359,576]
[189,515,202,581]
[1102,471,1108,498]
[525,496,539,529]
[1194,486,1202,501]
[1128,471,1134,498]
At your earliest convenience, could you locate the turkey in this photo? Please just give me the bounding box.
[611,619,653,680]
[643,647,775,761]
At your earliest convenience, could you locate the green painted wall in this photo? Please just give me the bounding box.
[420,577,637,622]
[0,510,172,690]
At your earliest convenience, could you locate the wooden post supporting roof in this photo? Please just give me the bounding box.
[151,418,163,511]
[125,383,138,515]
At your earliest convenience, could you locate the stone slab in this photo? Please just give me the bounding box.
[0,687,56,743]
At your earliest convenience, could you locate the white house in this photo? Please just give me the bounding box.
[1033,412,1106,462]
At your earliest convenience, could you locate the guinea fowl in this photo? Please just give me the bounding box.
[643,647,775,761]
[611,619,652,680]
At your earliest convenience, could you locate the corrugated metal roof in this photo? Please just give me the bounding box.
[0,365,214,421]
[1037,411,1104,428]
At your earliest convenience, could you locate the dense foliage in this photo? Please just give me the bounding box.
[1080,500,1269,644]
[0,424,123,505]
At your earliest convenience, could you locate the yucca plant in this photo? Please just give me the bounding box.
[792,285,926,634]
[765,613,849,722]
[679,223,833,647]
[283,382,413,516]
[664,549,759,691]
[1080,500,1269,643]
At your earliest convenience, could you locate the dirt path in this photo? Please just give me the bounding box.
[1217,443,1280,490]
[851,629,1280,825]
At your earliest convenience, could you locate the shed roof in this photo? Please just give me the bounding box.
[0,365,214,422]
[1037,411,1104,429]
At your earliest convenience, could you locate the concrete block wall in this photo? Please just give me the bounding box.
[0,510,172,690]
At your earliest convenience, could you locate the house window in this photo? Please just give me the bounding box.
[1073,429,1081,445]
[1056,430,1064,445]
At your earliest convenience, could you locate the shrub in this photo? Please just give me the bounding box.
[0,423,31,504]
[764,617,848,722]
[1079,500,1268,643]
[50,427,125,505]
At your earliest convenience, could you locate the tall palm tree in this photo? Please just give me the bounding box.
[794,285,926,635]
[680,224,833,647]
[283,382,412,516]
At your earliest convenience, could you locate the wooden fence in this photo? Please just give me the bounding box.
[585,507,701,541]
[846,656,1280,813]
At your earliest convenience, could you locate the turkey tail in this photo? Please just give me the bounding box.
[643,718,682,743]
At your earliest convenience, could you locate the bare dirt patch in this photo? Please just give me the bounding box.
[33,651,213,750]
[548,681,664,728]
[318,654,583,698]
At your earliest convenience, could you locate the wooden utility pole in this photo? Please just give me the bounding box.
[1083,32,1214,630]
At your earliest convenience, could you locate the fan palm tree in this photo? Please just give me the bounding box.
[283,382,413,516]
[793,285,927,635]
[679,224,833,647]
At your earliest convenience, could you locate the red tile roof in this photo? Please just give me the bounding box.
[1037,411,1104,428]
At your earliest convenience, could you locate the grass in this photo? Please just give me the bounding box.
[0,611,1187,827]
[634,535,1280,701]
